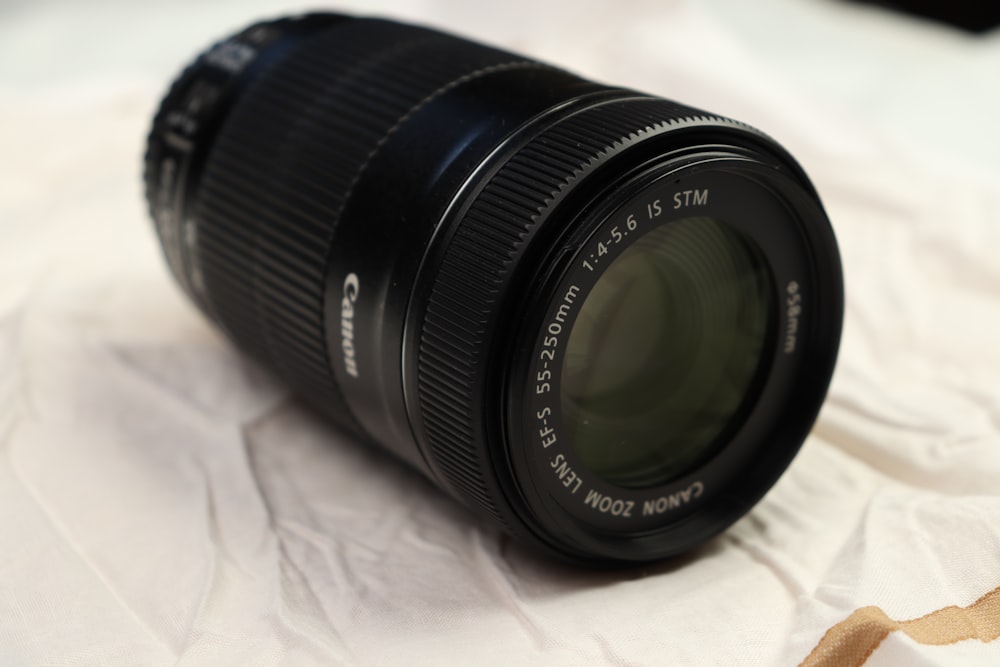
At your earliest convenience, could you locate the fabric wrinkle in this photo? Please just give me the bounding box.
[470,529,559,652]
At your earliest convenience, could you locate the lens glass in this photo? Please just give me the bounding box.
[562,217,773,488]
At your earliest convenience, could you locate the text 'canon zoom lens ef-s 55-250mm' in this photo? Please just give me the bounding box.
[144,13,843,565]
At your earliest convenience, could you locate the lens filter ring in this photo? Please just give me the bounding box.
[506,157,840,561]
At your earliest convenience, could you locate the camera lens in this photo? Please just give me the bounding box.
[144,13,843,564]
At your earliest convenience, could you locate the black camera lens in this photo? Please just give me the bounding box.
[144,13,843,565]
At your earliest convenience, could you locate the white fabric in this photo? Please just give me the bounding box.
[2,1,999,665]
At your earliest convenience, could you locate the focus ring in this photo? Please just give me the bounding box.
[417,98,733,530]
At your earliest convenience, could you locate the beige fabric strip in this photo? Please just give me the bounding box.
[799,585,1000,667]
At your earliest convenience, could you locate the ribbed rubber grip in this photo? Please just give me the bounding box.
[417,98,725,521]
[184,19,531,434]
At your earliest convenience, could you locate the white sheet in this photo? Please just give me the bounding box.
[2,1,999,665]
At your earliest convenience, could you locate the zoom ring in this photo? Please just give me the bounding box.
[181,19,530,437]
[417,98,731,530]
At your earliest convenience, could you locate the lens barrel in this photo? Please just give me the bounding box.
[144,13,843,564]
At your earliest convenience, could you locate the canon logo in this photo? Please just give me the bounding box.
[341,273,360,377]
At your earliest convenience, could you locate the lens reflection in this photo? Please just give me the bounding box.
[562,217,773,488]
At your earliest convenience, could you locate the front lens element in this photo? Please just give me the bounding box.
[563,217,774,488]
